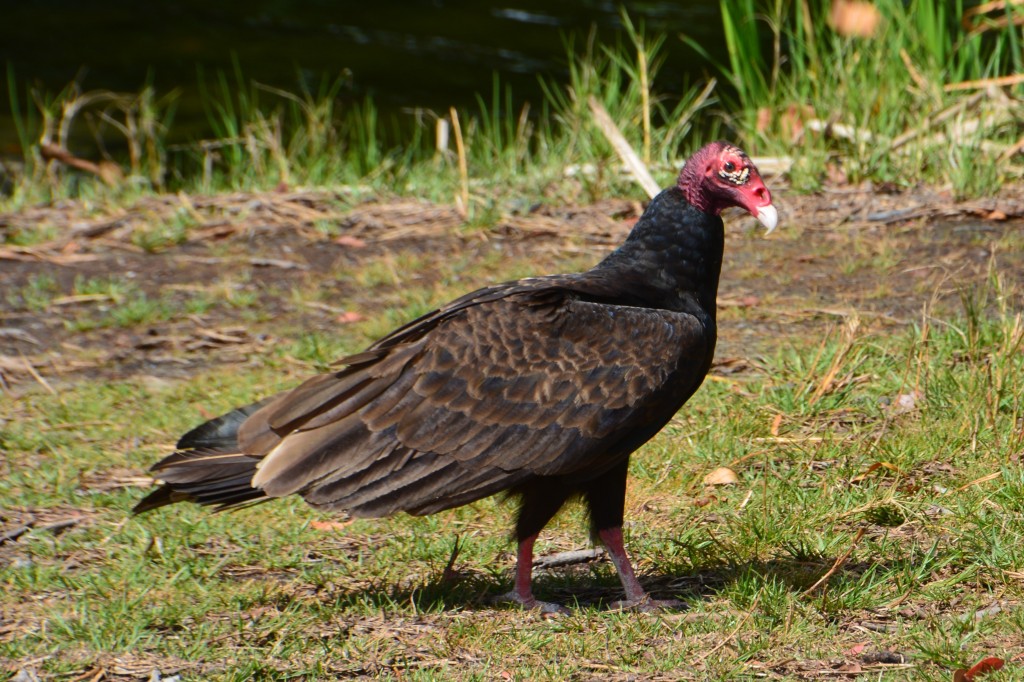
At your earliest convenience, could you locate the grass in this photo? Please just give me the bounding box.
[2,2,1024,678]
[704,0,1024,196]
[3,1,1020,214]
[3,223,1024,679]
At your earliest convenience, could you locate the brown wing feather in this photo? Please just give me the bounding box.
[245,284,709,516]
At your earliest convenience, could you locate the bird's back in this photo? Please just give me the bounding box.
[135,186,724,517]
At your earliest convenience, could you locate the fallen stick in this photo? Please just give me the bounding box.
[0,525,32,544]
[39,143,123,185]
[916,110,1016,152]
[999,133,1024,161]
[449,107,470,218]
[944,73,1024,92]
[890,91,986,149]
[960,602,1004,623]
[588,96,660,199]
[805,119,875,143]
[533,548,606,570]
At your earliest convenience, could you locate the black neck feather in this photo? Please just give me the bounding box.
[591,187,724,317]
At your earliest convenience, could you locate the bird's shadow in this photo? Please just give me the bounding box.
[306,552,887,615]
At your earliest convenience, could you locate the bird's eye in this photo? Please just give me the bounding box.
[723,161,736,172]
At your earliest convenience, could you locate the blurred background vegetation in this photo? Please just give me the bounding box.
[1,0,1022,206]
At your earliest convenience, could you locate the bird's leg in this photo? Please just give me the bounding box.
[597,526,684,612]
[585,460,683,612]
[492,533,568,614]
[508,533,539,604]
[491,482,571,614]
[597,526,646,601]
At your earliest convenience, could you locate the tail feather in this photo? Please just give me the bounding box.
[133,402,272,514]
[177,398,273,450]
[132,449,267,514]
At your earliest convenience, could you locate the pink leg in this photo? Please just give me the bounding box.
[598,527,647,601]
[513,533,537,602]
[598,527,683,612]
[493,533,568,614]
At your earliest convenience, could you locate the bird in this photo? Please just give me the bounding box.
[133,141,777,613]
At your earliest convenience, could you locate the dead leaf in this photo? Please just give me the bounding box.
[335,235,368,248]
[844,642,868,656]
[336,311,365,323]
[703,467,739,486]
[310,520,352,532]
[851,461,901,483]
[954,657,1005,681]
[987,210,1008,221]
[830,0,881,38]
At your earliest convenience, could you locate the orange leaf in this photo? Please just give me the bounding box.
[851,461,900,483]
[335,235,368,248]
[963,657,1005,681]
[310,520,352,532]
[336,311,365,323]
[844,642,868,656]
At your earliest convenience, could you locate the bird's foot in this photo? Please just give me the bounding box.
[609,596,685,613]
[492,590,570,615]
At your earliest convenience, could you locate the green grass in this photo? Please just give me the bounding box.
[3,249,1024,680]
[4,1,1019,214]
[704,0,1024,196]
[6,273,60,312]
[2,3,1023,678]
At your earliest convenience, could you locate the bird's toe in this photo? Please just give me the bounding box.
[492,590,570,615]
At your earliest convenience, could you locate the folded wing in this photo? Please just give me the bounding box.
[241,283,709,517]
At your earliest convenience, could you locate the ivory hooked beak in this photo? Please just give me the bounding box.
[756,204,778,234]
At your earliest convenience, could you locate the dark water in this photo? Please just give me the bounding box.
[0,1,725,153]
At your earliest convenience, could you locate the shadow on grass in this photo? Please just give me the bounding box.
[296,553,892,615]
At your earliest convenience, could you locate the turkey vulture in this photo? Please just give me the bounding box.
[134,141,777,612]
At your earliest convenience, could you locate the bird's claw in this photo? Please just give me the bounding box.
[492,590,570,615]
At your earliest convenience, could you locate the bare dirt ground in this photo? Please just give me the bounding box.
[2,183,1024,391]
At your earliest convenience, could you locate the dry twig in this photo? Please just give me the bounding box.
[587,96,660,199]
[944,73,1024,92]
[803,528,866,595]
